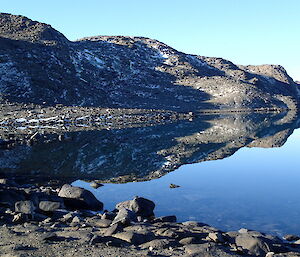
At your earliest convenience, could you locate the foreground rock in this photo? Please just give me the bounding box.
[1,180,300,256]
[58,184,103,211]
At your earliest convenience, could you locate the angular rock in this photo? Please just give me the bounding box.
[208,232,225,243]
[112,208,137,226]
[104,223,123,236]
[101,211,116,220]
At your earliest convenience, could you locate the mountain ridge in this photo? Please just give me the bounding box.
[0,13,299,111]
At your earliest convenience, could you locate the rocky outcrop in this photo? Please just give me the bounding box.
[0,13,299,111]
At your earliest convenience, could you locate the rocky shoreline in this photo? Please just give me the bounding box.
[1,178,300,257]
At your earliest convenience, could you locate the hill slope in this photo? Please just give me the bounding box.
[0,13,299,111]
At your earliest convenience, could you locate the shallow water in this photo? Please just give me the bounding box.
[74,128,300,236]
[1,111,300,236]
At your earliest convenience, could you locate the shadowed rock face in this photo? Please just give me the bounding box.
[0,13,299,110]
[0,111,299,183]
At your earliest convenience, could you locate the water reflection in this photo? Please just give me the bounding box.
[0,110,299,183]
[74,128,300,236]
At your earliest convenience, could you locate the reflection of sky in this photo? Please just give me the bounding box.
[74,128,300,236]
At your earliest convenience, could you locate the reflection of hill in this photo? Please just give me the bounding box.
[0,111,299,183]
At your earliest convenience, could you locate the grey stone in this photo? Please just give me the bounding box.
[283,234,300,241]
[113,231,154,245]
[169,183,180,188]
[39,201,60,212]
[86,217,112,228]
[130,197,155,218]
[208,232,225,243]
[235,234,273,256]
[90,181,103,189]
[70,216,81,225]
[15,201,35,214]
[140,239,177,249]
[104,223,123,236]
[179,237,198,245]
[112,208,137,226]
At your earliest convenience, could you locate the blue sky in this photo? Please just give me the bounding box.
[1,0,299,80]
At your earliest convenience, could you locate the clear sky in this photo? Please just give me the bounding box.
[1,0,299,80]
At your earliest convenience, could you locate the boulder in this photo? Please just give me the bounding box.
[116,196,155,218]
[58,184,103,211]
[235,234,274,256]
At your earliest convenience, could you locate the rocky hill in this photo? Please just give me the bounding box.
[0,13,299,111]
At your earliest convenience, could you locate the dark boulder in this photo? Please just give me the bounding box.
[116,196,155,218]
[58,184,103,211]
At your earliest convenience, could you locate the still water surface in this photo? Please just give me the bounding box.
[74,128,300,236]
[1,111,299,236]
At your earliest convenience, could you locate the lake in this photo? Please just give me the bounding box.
[1,110,299,236]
